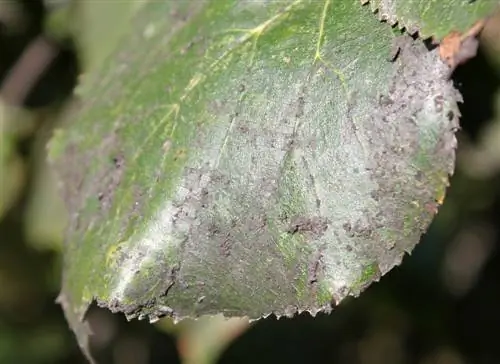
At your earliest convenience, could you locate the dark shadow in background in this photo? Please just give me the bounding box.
[86,303,181,364]
[454,45,500,142]
[0,0,78,110]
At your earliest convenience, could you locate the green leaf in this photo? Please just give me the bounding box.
[25,126,67,252]
[0,102,33,220]
[49,0,466,359]
[49,0,146,71]
[363,0,499,40]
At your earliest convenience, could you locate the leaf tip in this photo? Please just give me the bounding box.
[57,293,96,364]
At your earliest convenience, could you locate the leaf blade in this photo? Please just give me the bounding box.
[50,0,461,356]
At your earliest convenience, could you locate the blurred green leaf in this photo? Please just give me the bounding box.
[0,150,24,220]
[43,0,145,70]
[47,0,499,361]
[0,322,68,363]
[0,102,34,219]
[25,125,67,252]
[68,0,146,71]
[177,316,249,364]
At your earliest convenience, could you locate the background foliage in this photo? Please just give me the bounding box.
[2,1,500,363]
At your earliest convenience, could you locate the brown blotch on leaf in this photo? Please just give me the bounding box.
[438,19,485,71]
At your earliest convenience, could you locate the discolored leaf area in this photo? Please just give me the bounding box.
[361,0,499,40]
[49,0,465,360]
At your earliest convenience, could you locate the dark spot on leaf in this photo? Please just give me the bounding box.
[447,110,455,121]
[388,44,401,62]
[286,216,329,237]
[295,96,305,118]
[208,222,220,236]
[173,148,187,161]
[237,124,249,133]
[180,35,204,55]
[112,155,124,168]
[379,94,393,106]
[97,152,125,212]
[307,252,322,285]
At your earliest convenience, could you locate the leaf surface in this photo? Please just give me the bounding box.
[49,0,462,358]
[362,0,499,40]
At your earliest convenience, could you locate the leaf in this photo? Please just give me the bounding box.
[52,0,146,71]
[0,102,33,219]
[176,316,249,364]
[25,123,67,252]
[361,0,499,40]
[49,0,462,358]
